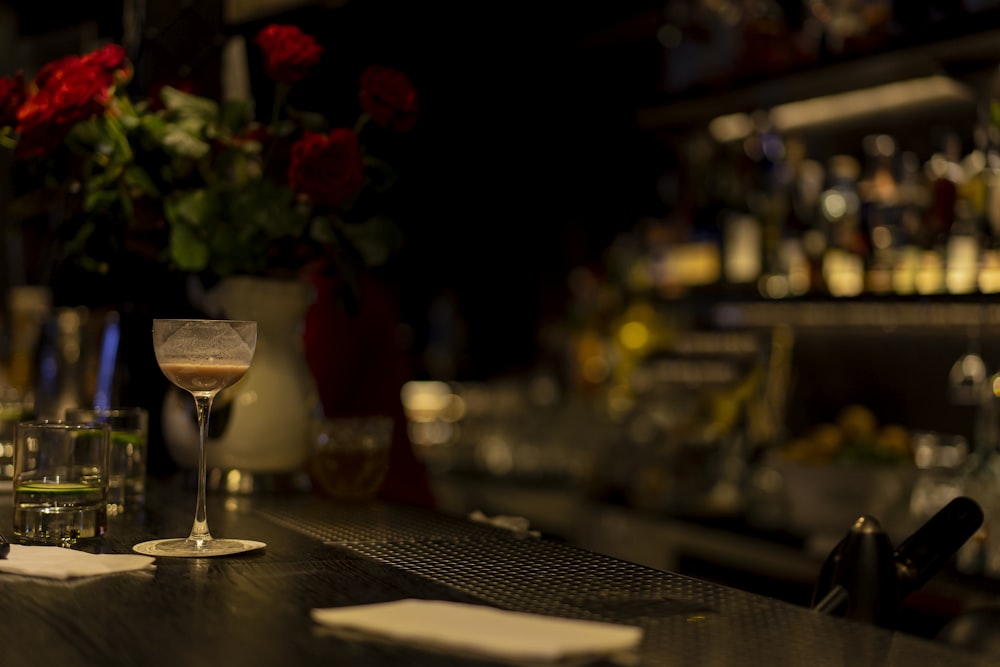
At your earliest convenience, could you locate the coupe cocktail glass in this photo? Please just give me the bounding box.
[134,319,261,557]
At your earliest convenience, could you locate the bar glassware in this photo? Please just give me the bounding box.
[133,319,261,557]
[12,420,110,544]
[66,406,149,515]
[308,416,393,501]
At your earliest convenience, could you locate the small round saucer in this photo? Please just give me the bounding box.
[133,538,266,558]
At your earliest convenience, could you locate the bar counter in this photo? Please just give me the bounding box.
[0,477,994,667]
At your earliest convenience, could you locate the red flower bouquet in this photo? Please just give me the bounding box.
[288,130,366,207]
[0,23,419,284]
[255,24,323,85]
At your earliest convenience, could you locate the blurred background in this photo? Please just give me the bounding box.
[0,0,675,380]
[9,0,1000,641]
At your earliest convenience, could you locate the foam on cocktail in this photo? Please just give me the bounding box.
[157,321,254,361]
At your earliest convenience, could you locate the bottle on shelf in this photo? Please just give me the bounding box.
[858,134,902,295]
[820,154,866,297]
[891,151,931,295]
[924,129,963,246]
[718,118,767,292]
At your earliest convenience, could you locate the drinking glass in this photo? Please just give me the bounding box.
[12,420,110,544]
[66,406,149,515]
[133,319,261,557]
[307,416,393,501]
[0,386,30,482]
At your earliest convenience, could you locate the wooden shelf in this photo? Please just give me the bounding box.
[710,299,1000,330]
[635,25,1000,130]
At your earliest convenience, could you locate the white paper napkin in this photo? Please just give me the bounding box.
[310,598,643,663]
[0,544,156,579]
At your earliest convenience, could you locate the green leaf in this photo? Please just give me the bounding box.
[229,181,305,237]
[208,231,270,276]
[220,98,255,134]
[67,116,111,148]
[160,86,219,125]
[362,155,397,193]
[295,110,329,133]
[161,127,211,159]
[61,219,98,257]
[84,189,119,214]
[155,87,221,157]
[165,189,222,229]
[5,189,53,221]
[119,187,135,222]
[116,98,142,131]
[138,114,170,143]
[168,222,210,271]
[213,147,255,187]
[338,216,402,266]
[274,119,297,138]
[309,214,342,244]
[122,164,160,197]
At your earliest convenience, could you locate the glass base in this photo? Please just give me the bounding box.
[133,537,266,558]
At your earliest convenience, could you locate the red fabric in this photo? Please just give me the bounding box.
[303,270,436,508]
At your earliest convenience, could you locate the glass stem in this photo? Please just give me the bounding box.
[188,393,215,546]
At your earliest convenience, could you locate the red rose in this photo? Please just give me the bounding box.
[81,44,126,72]
[254,24,323,85]
[358,65,419,132]
[81,43,132,86]
[288,129,365,206]
[16,58,112,157]
[0,72,26,127]
[33,53,84,89]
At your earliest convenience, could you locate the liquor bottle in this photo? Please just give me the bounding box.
[910,131,965,295]
[924,130,963,246]
[759,133,813,298]
[821,155,865,297]
[858,134,901,294]
[32,307,88,420]
[975,70,1000,292]
[718,131,764,291]
[786,153,828,295]
[4,285,51,410]
[946,200,981,295]
[892,151,930,295]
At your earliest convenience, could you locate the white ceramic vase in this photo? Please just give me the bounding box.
[162,276,321,476]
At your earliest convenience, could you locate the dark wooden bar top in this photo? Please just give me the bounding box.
[0,477,993,666]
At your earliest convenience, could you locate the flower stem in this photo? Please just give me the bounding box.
[270,83,289,129]
[354,112,371,135]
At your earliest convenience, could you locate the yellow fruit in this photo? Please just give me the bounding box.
[809,422,843,454]
[877,424,911,459]
[836,404,878,442]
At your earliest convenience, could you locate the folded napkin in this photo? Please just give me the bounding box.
[0,544,155,579]
[311,599,643,663]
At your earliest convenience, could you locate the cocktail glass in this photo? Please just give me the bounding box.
[133,319,261,557]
